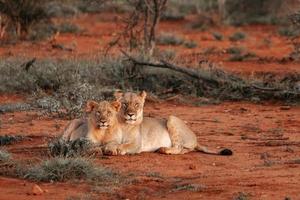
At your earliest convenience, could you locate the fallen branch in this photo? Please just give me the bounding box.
[251,84,281,91]
[121,51,300,100]
[20,57,36,71]
[121,50,220,85]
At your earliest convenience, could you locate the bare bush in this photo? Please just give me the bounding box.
[0,0,49,39]
[219,0,283,25]
[107,0,167,56]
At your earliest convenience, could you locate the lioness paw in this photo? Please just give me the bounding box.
[157,147,170,154]
[103,146,119,156]
[117,148,127,155]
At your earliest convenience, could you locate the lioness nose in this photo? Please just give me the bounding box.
[127,113,134,117]
[100,120,106,123]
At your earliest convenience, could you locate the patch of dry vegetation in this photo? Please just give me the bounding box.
[24,157,118,182]
[0,135,24,146]
[0,149,123,184]
[0,55,299,117]
[48,138,101,158]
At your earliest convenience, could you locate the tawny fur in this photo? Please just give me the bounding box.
[109,91,232,155]
[61,100,123,154]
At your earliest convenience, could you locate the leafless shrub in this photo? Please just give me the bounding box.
[106,0,167,56]
[0,0,50,39]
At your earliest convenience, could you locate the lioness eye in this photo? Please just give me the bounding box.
[122,103,127,108]
[135,103,139,107]
[107,111,111,116]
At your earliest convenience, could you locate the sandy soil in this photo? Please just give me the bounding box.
[0,12,300,200]
[0,13,299,76]
[0,95,299,200]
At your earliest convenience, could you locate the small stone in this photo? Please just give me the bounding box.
[240,107,248,112]
[280,106,291,110]
[189,164,196,170]
[32,184,43,195]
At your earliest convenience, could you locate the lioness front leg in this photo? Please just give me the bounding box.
[117,142,140,155]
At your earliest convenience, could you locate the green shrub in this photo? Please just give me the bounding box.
[184,40,197,48]
[0,55,298,106]
[189,14,215,31]
[161,7,185,21]
[24,157,118,182]
[153,48,177,60]
[226,47,243,54]
[220,0,282,25]
[233,192,250,200]
[229,32,246,41]
[171,183,204,192]
[212,32,223,41]
[48,138,96,158]
[278,26,300,37]
[229,52,256,61]
[0,150,11,162]
[27,22,56,41]
[57,22,82,34]
[0,135,24,146]
[156,32,184,46]
[0,0,50,39]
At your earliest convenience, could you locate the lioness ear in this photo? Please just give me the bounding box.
[114,91,123,101]
[139,91,147,100]
[85,100,98,113]
[111,101,121,112]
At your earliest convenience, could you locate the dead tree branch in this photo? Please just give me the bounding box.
[121,50,219,85]
[106,0,167,56]
[121,50,300,100]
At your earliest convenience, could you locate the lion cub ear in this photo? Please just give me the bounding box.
[85,100,98,113]
[114,91,123,101]
[111,101,121,112]
[139,91,147,100]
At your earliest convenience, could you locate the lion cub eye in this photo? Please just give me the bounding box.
[107,111,112,116]
[96,112,101,116]
[135,103,139,108]
[122,103,128,108]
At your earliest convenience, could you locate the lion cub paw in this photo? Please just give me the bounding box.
[157,147,171,154]
[116,148,127,155]
[103,145,119,156]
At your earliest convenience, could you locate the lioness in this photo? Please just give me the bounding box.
[62,100,122,149]
[109,91,232,155]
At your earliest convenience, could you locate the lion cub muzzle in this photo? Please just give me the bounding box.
[124,112,137,123]
[95,113,110,129]
[86,100,121,130]
[97,119,109,129]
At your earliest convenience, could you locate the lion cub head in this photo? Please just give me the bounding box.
[114,91,147,125]
[86,100,121,130]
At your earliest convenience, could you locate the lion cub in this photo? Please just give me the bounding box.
[111,91,232,155]
[62,100,122,148]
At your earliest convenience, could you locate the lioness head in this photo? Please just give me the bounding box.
[114,91,147,125]
[86,100,121,129]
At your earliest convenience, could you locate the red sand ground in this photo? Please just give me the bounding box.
[0,13,300,200]
[0,96,299,200]
[0,13,299,76]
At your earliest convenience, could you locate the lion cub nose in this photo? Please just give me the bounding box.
[100,120,107,123]
[127,113,134,117]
